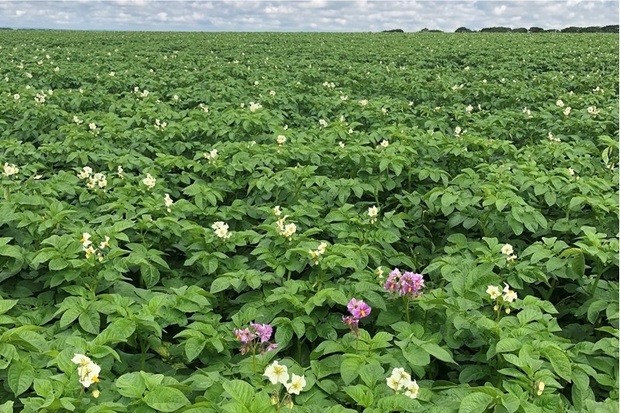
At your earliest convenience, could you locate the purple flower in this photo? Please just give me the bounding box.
[347,298,371,319]
[399,272,425,297]
[251,323,273,343]
[384,268,401,293]
[384,268,425,299]
[234,328,255,343]
[342,315,359,327]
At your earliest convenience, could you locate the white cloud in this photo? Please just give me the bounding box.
[0,0,616,31]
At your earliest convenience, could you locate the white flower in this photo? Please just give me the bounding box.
[317,242,327,255]
[339,141,345,148]
[368,206,378,218]
[340,95,348,101]
[117,165,124,178]
[13,94,20,100]
[486,285,501,300]
[502,284,517,303]
[142,174,156,190]
[381,107,388,115]
[154,119,167,129]
[77,361,101,388]
[212,221,231,239]
[404,380,419,399]
[273,205,282,216]
[71,353,92,366]
[164,194,173,212]
[203,149,218,162]
[99,236,110,249]
[454,126,462,136]
[283,223,296,238]
[277,135,287,145]
[563,107,571,116]
[77,166,92,180]
[249,102,262,112]
[359,99,368,107]
[536,380,545,396]
[264,361,289,385]
[269,90,276,96]
[319,119,328,128]
[465,104,473,113]
[285,374,306,395]
[80,232,92,248]
[555,99,564,107]
[501,244,513,256]
[567,167,575,176]
[587,106,599,116]
[3,163,19,177]
[379,139,389,148]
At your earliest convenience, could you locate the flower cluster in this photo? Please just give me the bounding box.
[211,221,232,239]
[322,81,335,89]
[563,106,571,116]
[233,322,277,355]
[547,132,560,143]
[272,205,282,216]
[486,283,518,313]
[203,148,218,163]
[264,361,307,409]
[276,135,286,145]
[71,354,101,393]
[383,268,425,299]
[142,173,156,190]
[249,101,262,112]
[587,106,599,116]
[386,367,419,399]
[154,118,167,129]
[318,119,328,128]
[81,232,111,260]
[342,298,371,336]
[501,243,517,262]
[276,216,296,239]
[309,242,327,265]
[77,166,107,190]
[3,162,19,177]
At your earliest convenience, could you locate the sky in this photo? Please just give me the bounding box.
[0,0,617,32]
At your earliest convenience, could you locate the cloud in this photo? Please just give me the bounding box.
[0,1,616,31]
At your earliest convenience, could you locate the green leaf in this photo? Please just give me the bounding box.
[340,355,363,385]
[358,361,384,387]
[496,338,522,353]
[140,264,160,289]
[79,307,100,334]
[541,346,572,382]
[210,277,231,294]
[222,380,254,406]
[0,299,18,315]
[459,392,494,413]
[8,361,34,397]
[115,372,147,398]
[344,384,374,407]
[421,342,457,364]
[143,386,190,412]
[185,337,206,362]
[0,401,13,413]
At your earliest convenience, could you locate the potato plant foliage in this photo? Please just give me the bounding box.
[0,31,618,413]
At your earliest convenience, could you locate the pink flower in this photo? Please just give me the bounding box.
[347,298,371,319]
[234,328,255,343]
[250,323,273,343]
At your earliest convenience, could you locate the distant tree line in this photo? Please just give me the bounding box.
[454,25,619,33]
[382,25,618,33]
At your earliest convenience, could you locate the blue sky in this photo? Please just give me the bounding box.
[0,1,617,32]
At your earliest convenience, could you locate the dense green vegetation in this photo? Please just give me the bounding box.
[0,31,618,412]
